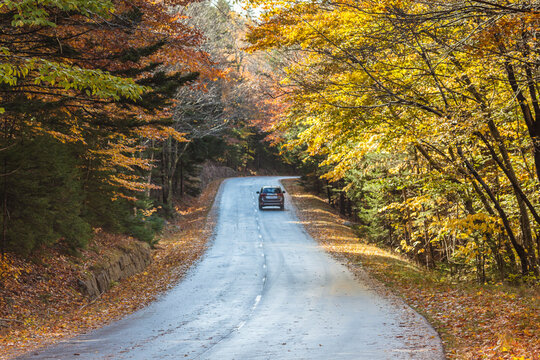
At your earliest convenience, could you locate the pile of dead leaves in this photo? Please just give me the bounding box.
[281,178,540,360]
[0,180,222,360]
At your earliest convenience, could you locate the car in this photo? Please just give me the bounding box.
[257,186,286,210]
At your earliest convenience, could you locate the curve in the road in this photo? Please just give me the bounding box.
[18,176,444,360]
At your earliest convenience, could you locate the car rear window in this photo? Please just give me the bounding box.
[262,187,281,194]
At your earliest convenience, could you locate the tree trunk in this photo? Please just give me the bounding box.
[326,180,332,205]
[477,125,539,275]
[180,159,184,197]
[339,191,346,215]
[145,139,155,199]
[417,143,509,274]
[346,197,353,217]
[457,146,529,275]
[463,190,506,279]
[1,158,6,259]
[499,42,540,186]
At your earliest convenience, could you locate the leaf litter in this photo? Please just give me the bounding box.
[281,178,540,360]
[0,180,222,359]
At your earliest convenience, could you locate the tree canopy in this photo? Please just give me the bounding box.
[0,0,285,255]
[245,0,540,280]
[0,0,209,253]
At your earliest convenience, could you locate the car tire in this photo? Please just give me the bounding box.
[280,204,284,211]
[259,204,263,210]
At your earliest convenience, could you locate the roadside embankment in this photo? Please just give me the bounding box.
[281,178,540,360]
[78,241,152,298]
[0,179,222,359]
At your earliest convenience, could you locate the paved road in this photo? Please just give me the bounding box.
[20,177,444,359]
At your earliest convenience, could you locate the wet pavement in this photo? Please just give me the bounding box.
[19,177,445,359]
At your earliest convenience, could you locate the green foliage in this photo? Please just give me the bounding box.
[34,60,146,101]
[0,0,207,257]
[0,0,288,258]
[127,212,165,247]
[2,0,114,27]
[81,172,165,245]
[0,59,146,103]
[345,158,393,244]
[0,136,91,254]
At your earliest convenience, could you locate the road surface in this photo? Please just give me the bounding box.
[19,176,444,359]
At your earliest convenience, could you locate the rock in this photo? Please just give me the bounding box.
[79,241,151,298]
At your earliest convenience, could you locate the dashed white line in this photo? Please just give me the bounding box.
[236,294,263,331]
[253,295,262,308]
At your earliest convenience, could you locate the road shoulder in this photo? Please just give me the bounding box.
[1,180,223,360]
[281,178,445,359]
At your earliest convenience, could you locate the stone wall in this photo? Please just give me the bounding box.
[79,241,151,298]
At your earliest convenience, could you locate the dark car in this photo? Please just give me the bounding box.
[257,186,286,210]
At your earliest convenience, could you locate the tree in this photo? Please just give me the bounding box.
[245,0,540,279]
[0,0,209,254]
[148,0,286,213]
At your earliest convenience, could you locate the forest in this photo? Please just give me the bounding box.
[0,0,285,258]
[1,0,539,358]
[1,0,539,301]
[245,0,540,283]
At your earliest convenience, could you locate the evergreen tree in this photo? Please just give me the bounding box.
[0,136,90,254]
